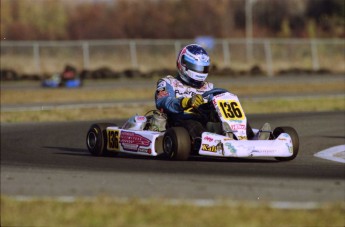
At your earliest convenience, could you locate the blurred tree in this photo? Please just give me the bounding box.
[31,1,68,39]
[307,19,317,38]
[306,0,344,37]
[68,3,110,39]
[306,0,344,19]
[289,14,306,37]
[0,0,13,39]
[1,0,68,40]
[1,1,36,39]
[279,18,291,37]
[254,0,291,36]
[233,0,245,30]
[1,0,344,40]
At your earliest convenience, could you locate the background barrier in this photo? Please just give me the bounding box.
[1,38,344,77]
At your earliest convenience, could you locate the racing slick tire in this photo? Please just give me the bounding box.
[163,127,191,161]
[273,126,299,161]
[86,123,117,156]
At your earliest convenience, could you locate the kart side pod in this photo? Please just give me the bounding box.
[86,123,165,157]
[105,127,165,156]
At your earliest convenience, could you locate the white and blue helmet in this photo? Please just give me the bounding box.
[176,44,210,88]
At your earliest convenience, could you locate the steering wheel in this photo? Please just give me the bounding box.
[189,88,228,122]
[202,88,229,102]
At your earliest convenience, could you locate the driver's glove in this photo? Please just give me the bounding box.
[181,94,204,109]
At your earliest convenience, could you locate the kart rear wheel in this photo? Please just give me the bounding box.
[273,126,299,161]
[163,127,191,161]
[86,123,117,156]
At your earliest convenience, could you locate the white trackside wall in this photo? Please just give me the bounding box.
[199,132,293,158]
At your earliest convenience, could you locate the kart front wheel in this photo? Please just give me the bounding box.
[163,127,191,161]
[273,126,299,161]
[86,123,117,156]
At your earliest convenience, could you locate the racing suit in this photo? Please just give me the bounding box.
[155,75,214,149]
[155,75,256,142]
[155,75,214,117]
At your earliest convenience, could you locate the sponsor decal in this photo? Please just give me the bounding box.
[232,120,244,123]
[135,116,147,122]
[193,74,206,80]
[204,136,213,142]
[230,124,246,131]
[138,147,152,154]
[172,81,178,87]
[174,85,207,98]
[172,80,184,88]
[201,143,223,153]
[224,142,237,154]
[214,93,227,99]
[252,149,276,154]
[120,131,152,152]
[286,144,293,154]
[278,133,290,141]
[175,89,196,97]
[201,144,217,152]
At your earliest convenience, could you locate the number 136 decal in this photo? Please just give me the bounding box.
[217,100,244,120]
[107,129,120,150]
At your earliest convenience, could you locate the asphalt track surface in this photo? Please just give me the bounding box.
[1,111,344,203]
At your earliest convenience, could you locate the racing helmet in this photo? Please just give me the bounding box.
[176,44,210,88]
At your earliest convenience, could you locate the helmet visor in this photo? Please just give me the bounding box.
[182,56,209,73]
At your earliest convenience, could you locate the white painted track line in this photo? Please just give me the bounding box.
[12,196,324,210]
[314,144,345,163]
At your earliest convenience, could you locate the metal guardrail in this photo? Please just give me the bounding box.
[1,39,344,76]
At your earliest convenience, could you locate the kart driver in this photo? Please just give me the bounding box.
[155,44,217,150]
[155,44,270,151]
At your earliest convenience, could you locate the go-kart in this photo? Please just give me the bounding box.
[86,88,299,161]
[42,73,82,88]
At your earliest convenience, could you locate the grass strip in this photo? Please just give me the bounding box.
[241,96,345,114]
[1,196,344,227]
[1,81,344,105]
[1,97,344,123]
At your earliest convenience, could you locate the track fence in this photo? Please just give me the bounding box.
[1,39,344,76]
